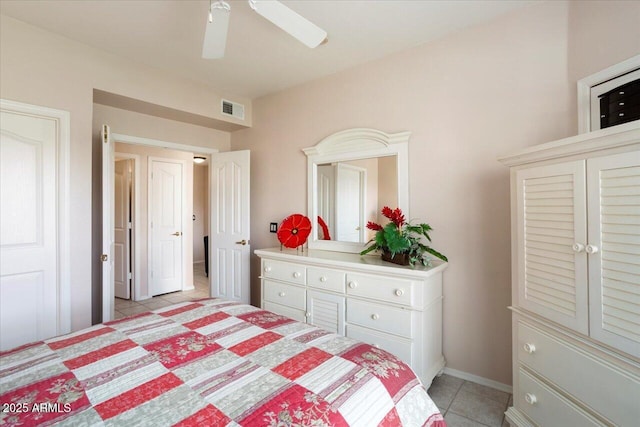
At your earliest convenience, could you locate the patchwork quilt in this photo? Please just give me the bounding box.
[1,299,445,426]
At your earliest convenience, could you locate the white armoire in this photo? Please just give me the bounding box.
[499,122,640,427]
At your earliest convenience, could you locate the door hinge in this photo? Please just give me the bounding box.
[128,222,132,229]
[127,272,132,280]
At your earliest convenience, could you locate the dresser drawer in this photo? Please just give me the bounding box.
[346,273,415,307]
[347,299,412,338]
[263,280,306,310]
[263,301,306,323]
[517,321,640,426]
[262,259,306,285]
[347,324,412,366]
[307,267,345,293]
[517,368,602,427]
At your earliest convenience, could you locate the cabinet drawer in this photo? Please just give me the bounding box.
[263,280,306,310]
[263,301,306,323]
[347,324,412,366]
[346,273,415,307]
[307,267,345,293]
[262,259,306,285]
[517,321,640,426]
[347,299,412,338]
[517,368,602,427]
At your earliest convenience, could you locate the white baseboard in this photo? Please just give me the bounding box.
[443,367,513,394]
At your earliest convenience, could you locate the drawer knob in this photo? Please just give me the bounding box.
[264,266,272,273]
[305,312,311,318]
[348,281,358,289]
[293,272,301,278]
[278,292,286,297]
[394,289,404,297]
[371,314,380,320]
[572,243,584,253]
[525,393,537,405]
[523,343,536,354]
[586,244,599,254]
[320,276,327,282]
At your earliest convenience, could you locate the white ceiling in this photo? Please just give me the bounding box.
[0,0,533,100]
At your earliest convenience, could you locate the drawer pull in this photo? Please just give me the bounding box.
[373,344,381,349]
[523,343,536,354]
[348,281,358,289]
[572,243,584,253]
[524,393,537,405]
[394,289,404,297]
[320,276,327,282]
[293,272,301,278]
[371,314,380,320]
[305,312,311,318]
[278,292,286,297]
[264,266,272,273]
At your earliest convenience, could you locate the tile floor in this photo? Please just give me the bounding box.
[114,262,209,319]
[428,374,512,427]
[116,265,513,426]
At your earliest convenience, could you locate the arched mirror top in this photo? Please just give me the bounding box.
[304,128,410,253]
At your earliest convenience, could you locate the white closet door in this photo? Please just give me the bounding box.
[516,161,589,334]
[587,152,640,358]
[0,110,58,350]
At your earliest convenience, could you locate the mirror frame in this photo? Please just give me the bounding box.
[303,128,410,253]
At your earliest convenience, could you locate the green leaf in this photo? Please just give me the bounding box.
[383,223,410,254]
[360,244,378,256]
[425,246,448,262]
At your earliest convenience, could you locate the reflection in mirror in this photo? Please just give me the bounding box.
[304,128,409,254]
[316,157,397,243]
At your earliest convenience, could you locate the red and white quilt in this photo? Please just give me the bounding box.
[1,299,445,426]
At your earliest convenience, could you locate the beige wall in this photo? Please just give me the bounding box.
[193,165,209,263]
[0,15,239,329]
[231,0,640,386]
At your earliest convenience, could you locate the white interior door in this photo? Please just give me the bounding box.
[150,159,183,295]
[317,164,335,238]
[0,109,58,350]
[336,164,365,242]
[114,159,132,300]
[102,124,114,321]
[211,150,250,303]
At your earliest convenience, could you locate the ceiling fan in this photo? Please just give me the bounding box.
[202,0,328,59]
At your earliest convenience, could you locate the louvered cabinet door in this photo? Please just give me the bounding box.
[515,161,589,334]
[306,290,345,335]
[587,152,640,358]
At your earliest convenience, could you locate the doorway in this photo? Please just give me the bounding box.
[114,158,133,300]
[102,130,251,322]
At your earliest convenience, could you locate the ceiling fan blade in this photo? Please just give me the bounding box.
[251,0,327,48]
[202,5,230,59]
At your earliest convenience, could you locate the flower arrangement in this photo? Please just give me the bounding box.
[360,207,448,267]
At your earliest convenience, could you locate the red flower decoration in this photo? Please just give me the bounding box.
[277,214,312,248]
[318,216,331,240]
[381,206,405,227]
[366,221,383,231]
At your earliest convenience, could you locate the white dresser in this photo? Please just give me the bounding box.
[255,247,448,387]
[499,123,640,427]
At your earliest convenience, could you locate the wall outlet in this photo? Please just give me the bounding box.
[270,222,278,233]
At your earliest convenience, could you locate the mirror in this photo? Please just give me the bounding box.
[304,128,410,253]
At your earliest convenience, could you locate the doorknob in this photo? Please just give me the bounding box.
[235,239,248,245]
[172,232,182,236]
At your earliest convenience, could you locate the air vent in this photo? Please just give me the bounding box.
[221,99,245,121]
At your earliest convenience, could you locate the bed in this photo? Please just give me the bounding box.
[0,298,445,426]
